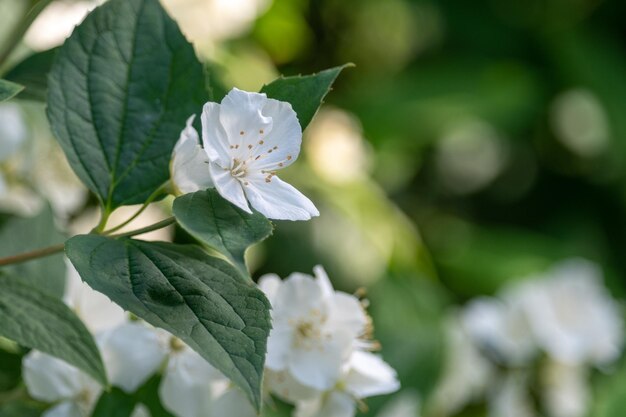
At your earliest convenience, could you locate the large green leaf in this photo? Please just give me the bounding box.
[173,189,273,276]
[47,0,208,210]
[260,65,351,130]
[0,206,65,298]
[0,275,107,385]
[65,236,271,410]
[0,79,23,102]
[4,48,57,102]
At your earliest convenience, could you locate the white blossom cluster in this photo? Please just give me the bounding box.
[259,266,399,417]
[431,258,624,417]
[22,265,398,417]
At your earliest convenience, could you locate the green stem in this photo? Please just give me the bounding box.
[0,0,53,68]
[0,243,64,266]
[103,182,169,235]
[0,217,177,267]
[109,216,176,239]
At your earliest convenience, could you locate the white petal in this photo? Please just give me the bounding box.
[208,162,251,212]
[313,265,334,298]
[265,369,321,403]
[98,323,167,393]
[265,325,295,371]
[257,273,282,304]
[210,388,256,417]
[64,260,127,333]
[201,102,230,165]
[219,88,273,145]
[247,98,302,172]
[131,404,152,417]
[295,392,356,417]
[42,402,84,417]
[287,334,350,390]
[244,174,318,221]
[171,115,213,194]
[275,273,325,317]
[22,351,89,402]
[327,292,367,336]
[345,351,400,398]
[159,349,225,417]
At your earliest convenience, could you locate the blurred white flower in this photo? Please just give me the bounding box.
[488,373,536,417]
[462,295,536,366]
[170,115,213,194]
[518,259,623,366]
[23,351,101,417]
[305,108,371,184]
[159,341,255,417]
[436,120,508,195]
[97,322,168,393]
[430,315,494,415]
[550,89,610,157]
[64,260,127,333]
[0,103,27,198]
[294,350,400,417]
[25,0,104,51]
[172,88,318,221]
[375,390,421,417]
[161,0,270,57]
[541,361,590,417]
[131,404,152,417]
[259,265,367,390]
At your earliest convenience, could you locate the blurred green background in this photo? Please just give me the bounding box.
[2,0,626,416]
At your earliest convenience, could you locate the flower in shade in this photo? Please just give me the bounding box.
[258,266,367,390]
[170,88,319,221]
[294,350,400,417]
[22,351,101,417]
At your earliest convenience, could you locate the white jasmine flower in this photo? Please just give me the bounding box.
[258,266,367,390]
[488,373,536,417]
[22,351,101,417]
[97,322,168,393]
[430,315,494,415]
[159,341,255,417]
[541,361,590,417]
[294,350,400,417]
[170,115,213,194]
[64,260,127,333]
[171,88,319,221]
[462,295,535,366]
[517,259,623,366]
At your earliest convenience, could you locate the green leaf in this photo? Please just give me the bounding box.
[0,275,107,386]
[173,189,273,276]
[65,236,271,411]
[4,48,57,102]
[0,79,24,102]
[47,0,209,210]
[260,65,351,130]
[0,206,66,298]
[93,388,137,417]
[135,375,175,417]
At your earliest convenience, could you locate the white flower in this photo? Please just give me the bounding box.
[294,350,400,417]
[97,322,168,393]
[170,115,213,194]
[540,361,590,417]
[22,351,102,417]
[462,295,536,366]
[516,259,623,366]
[488,373,536,417]
[259,266,367,390]
[64,260,127,333]
[171,88,319,221]
[159,341,255,417]
[430,315,494,415]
